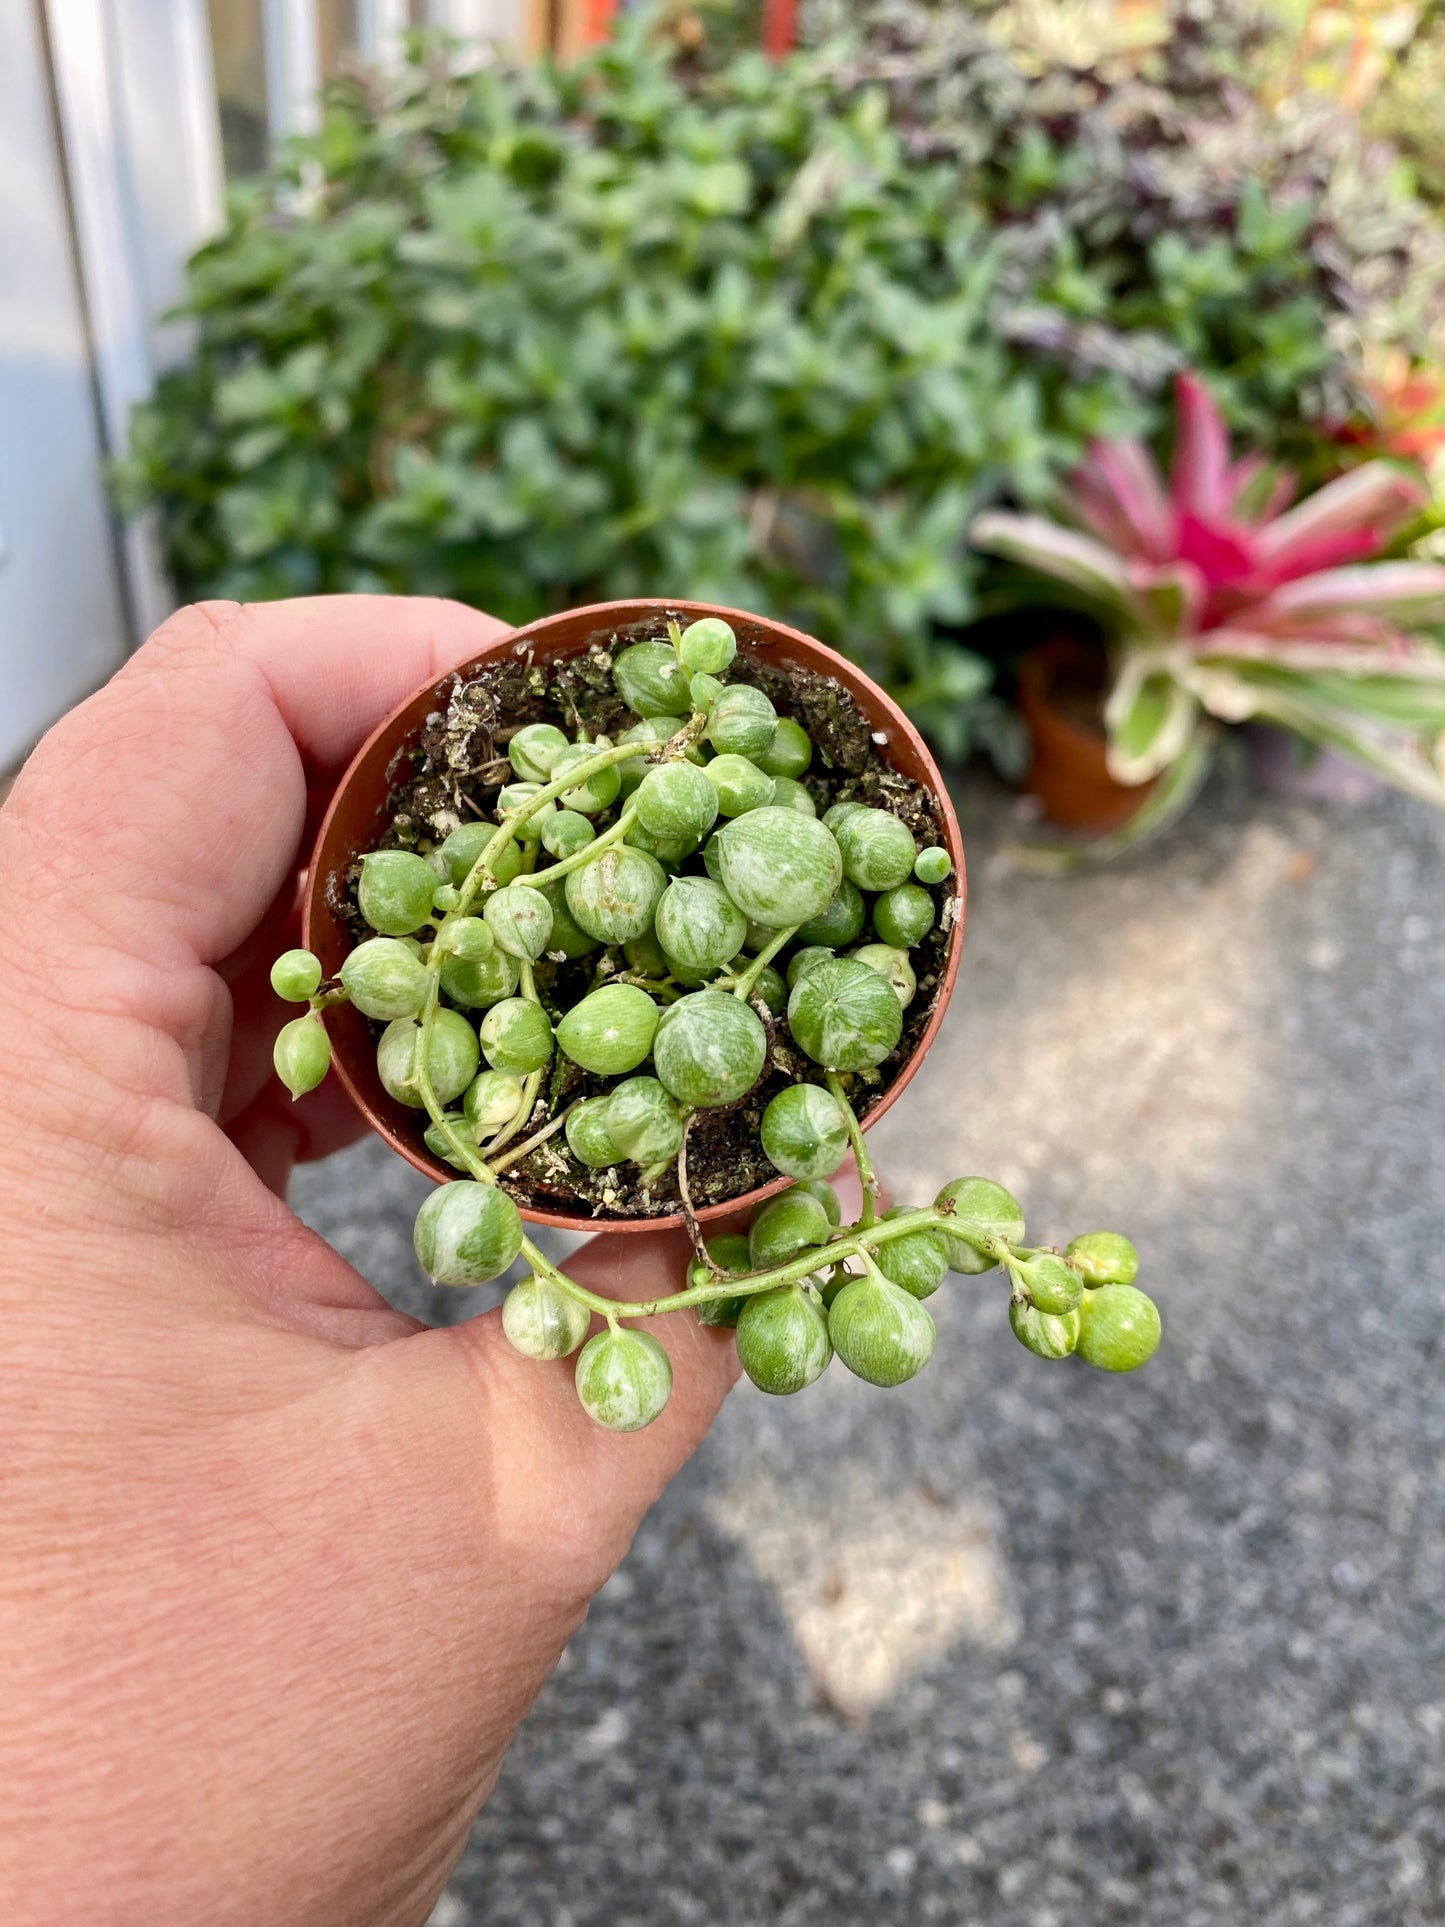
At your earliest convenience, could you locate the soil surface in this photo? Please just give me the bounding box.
[335,620,957,1219]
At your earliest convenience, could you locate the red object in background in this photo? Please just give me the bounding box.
[584,0,618,43]
[763,0,798,56]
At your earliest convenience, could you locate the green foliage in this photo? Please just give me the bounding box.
[119,3,1442,735]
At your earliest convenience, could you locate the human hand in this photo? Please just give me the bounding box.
[0,598,738,1927]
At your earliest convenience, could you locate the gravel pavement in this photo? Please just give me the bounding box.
[293,762,1445,1927]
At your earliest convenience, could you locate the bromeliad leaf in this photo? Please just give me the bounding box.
[971,512,1149,630]
[1104,656,1201,784]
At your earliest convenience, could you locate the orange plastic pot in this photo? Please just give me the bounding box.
[1016,635,1156,834]
[302,598,966,1233]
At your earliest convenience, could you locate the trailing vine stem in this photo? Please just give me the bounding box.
[528,805,639,889]
[825,1071,880,1228]
[520,1205,1014,1323]
[729,923,800,1002]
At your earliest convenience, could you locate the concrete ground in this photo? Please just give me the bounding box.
[294,758,1445,1927]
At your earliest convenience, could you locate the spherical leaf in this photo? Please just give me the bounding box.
[748,1187,832,1268]
[358,850,437,935]
[1009,1298,1081,1361]
[538,880,601,959]
[540,810,597,860]
[767,776,816,817]
[873,883,935,949]
[653,990,767,1107]
[914,846,953,886]
[1019,1252,1082,1316]
[497,782,555,842]
[565,846,666,944]
[822,801,866,835]
[274,1014,330,1099]
[873,1211,949,1299]
[377,1011,480,1108]
[786,946,834,990]
[339,937,428,1019]
[552,742,622,816]
[828,1273,936,1387]
[705,683,776,758]
[424,1115,480,1172]
[1065,1232,1140,1287]
[704,754,775,818]
[715,808,842,929]
[575,1327,673,1431]
[432,883,461,915]
[270,948,322,1001]
[933,1177,1026,1274]
[627,822,697,866]
[605,1075,687,1166]
[438,944,519,1010]
[655,876,747,977]
[442,916,495,962]
[413,1179,523,1286]
[736,1286,832,1395]
[555,983,660,1076]
[566,1094,624,1169]
[834,807,918,893]
[502,1274,592,1360]
[689,672,724,713]
[614,641,690,718]
[483,884,553,961]
[760,1083,848,1182]
[508,722,571,783]
[439,822,522,889]
[677,616,737,674]
[695,1231,753,1328]
[464,1069,526,1129]
[850,941,916,1009]
[617,718,703,796]
[752,964,787,1016]
[622,927,669,978]
[479,998,554,1075]
[634,761,719,842]
[1075,1286,1161,1372]
[795,877,865,948]
[756,716,811,780]
[786,956,903,1071]
[796,1177,842,1226]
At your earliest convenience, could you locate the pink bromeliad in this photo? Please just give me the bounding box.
[973,373,1445,811]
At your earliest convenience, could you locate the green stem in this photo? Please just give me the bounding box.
[528,805,638,889]
[610,973,683,1002]
[825,1070,879,1228]
[488,1099,578,1175]
[731,924,800,1002]
[463,740,649,902]
[483,1066,543,1160]
[529,1205,966,1322]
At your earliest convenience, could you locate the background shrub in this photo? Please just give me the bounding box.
[119,2,1444,751]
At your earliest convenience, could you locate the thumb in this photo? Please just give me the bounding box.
[378,1227,740,1595]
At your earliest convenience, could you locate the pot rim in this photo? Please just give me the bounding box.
[302,596,966,1234]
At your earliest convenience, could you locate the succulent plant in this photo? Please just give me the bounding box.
[974,371,1445,827]
[266,612,1157,1431]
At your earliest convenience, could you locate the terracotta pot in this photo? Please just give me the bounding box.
[1016,635,1156,834]
[302,598,966,1234]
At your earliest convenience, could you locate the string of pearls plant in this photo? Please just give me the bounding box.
[271,617,1160,1431]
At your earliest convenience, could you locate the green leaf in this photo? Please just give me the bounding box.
[1104,660,1201,784]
